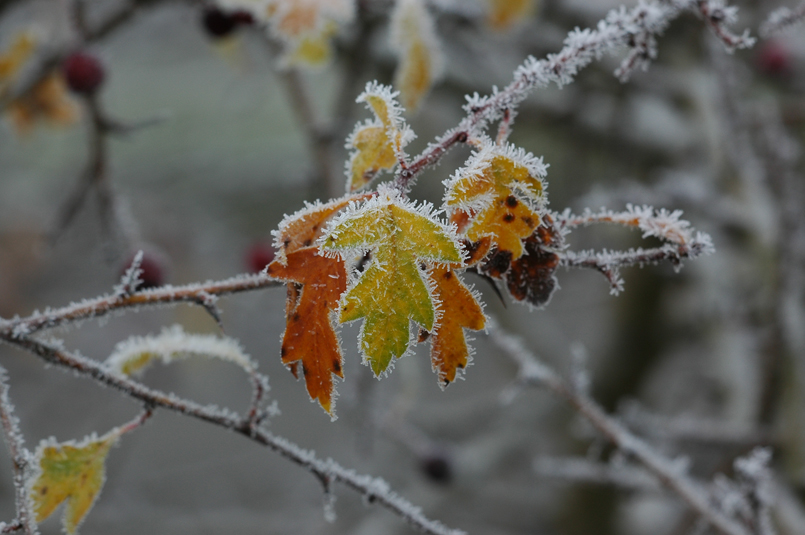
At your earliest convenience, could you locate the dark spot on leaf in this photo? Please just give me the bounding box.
[301,363,308,377]
[333,360,341,373]
[522,216,534,227]
[443,271,453,280]
[292,313,301,322]
[457,362,464,369]
[503,213,515,223]
[303,239,312,247]
[40,486,48,495]
[505,195,518,207]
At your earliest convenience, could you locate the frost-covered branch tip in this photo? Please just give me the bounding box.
[760,2,805,36]
[406,0,752,184]
[0,368,39,535]
[487,324,750,535]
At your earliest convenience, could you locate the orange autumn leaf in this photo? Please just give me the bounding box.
[267,196,366,416]
[267,247,345,415]
[426,265,485,386]
[7,72,77,134]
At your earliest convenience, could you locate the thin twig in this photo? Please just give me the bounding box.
[488,322,751,535]
[0,273,281,337]
[760,2,805,36]
[1,337,464,535]
[394,0,751,191]
[0,367,39,535]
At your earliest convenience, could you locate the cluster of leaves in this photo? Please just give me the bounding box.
[267,82,561,417]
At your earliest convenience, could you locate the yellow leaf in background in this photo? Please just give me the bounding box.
[320,187,462,375]
[486,0,537,30]
[285,22,336,67]
[7,73,78,134]
[390,0,442,112]
[0,31,35,89]
[345,83,414,192]
[30,431,118,534]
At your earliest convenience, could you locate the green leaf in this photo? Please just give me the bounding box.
[320,187,462,375]
[29,431,119,534]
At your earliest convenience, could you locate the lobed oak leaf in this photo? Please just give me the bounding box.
[345,82,415,192]
[320,187,463,376]
[390,0,443,112]
[267,195,366,415]
[485,0,537,30]
[29,431,120,534]
[444,139,547,259]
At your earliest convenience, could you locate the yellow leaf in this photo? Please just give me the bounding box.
[30,431,119,534]
[444,140,547,259]
[320,187,462,375]
[0,31,36,88]
[486,0,537,30]
[345,83,414,192]
[390,0,442,112]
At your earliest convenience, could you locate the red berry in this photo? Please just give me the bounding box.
[62,52,105,95]
[121,251,166,290]
[756,41,792,78]
[419,451,452,485]
[245,242,276,273]
[202,7,239,38]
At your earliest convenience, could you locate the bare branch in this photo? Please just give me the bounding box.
[760,2,805,36]
[0,367,39,535]
[487,321,751,535]
[396,0,751,189]
[0,273,282,337]
[1,337,464,535]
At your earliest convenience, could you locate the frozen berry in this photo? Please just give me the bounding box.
[202,7,239,38]
[121,251,166,290]
[756,41,792,78]
[245,242,276,273]
[419,451,452,485]
[62,52,105,95]
[231,10,255,26]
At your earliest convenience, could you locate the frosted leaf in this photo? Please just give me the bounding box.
[105,325,258,377]
[389,0,443,112]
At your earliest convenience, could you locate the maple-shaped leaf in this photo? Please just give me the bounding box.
[29,431,119,534]
[320,186,463,376]
[485,0,537,30]
[425,265,485,386]
[444,138,547,260]
[390,0,442,112]
[345,82,415,192]
[480,218,561,308]
[267,196,367,415]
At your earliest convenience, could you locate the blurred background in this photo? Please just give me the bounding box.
[1,0,804,533]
